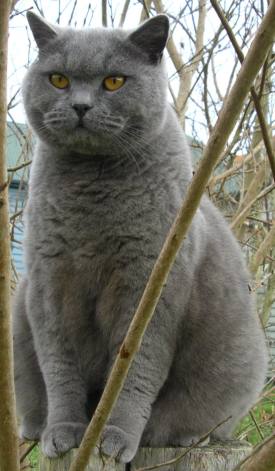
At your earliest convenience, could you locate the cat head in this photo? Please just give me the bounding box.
[23,12,169,155]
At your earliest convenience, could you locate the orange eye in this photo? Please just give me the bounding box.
[49,74,70,89]
[103,76,125,91]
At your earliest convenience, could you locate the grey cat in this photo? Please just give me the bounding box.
[13,11,268,463]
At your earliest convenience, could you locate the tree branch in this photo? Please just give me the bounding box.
[119,0,130,27]
[140,0,151,22]
[153,0,206,127]
[249,222,275,275]
[210,0,275,181]
[231,183,275,232]
[102,0,107,27]
[0,1,20,469]
[233,433,275,471]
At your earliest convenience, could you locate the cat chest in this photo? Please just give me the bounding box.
[32,180,157,250]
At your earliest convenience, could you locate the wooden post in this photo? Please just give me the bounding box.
[40,442,252,471]
[132,442,252,471]
[39,449,124,471]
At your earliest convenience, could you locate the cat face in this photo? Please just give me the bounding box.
[23,13,169,155]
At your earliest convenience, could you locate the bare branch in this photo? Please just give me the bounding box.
[102,0,107,27]
[210,0,275,180]
[140,0,151,22]
[233,433,275,471]
[231,183,275,232]
[249,222,275,274]
[119,0,130,27]
[0,2,20,469]
[177,0,207,125]
[20,442,37,464]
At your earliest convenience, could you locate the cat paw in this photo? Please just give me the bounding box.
[41,422,86,457]
[100,425,138,463]
[19,416,45,441]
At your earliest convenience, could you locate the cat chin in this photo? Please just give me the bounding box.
[70,131,116,154]
[40,129,115,156]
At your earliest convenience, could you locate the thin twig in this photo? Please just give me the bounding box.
[10,209,23,222]
[210,0,275,181]
[134,416,231,471]
[230,183,275,230]
[68,0,77,25]
[8,160,32,173]
[20,442,37,464]
[141,0,150,19]
[248,411,265,441]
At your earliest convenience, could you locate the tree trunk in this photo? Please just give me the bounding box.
[0,1,20,470]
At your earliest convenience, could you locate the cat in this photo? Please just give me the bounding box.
[13,11,268,463]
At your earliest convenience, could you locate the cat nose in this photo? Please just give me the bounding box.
[72,103,92,118]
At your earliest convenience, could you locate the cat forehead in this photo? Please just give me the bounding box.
[37,28,142,77]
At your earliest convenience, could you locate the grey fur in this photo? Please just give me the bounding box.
[13,12,268,462]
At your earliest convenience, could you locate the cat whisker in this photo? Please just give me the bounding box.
[109,131,142,175]
[119,130,150,166]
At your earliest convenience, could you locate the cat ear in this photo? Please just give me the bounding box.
[128,15,169,63]
[27,11,58,49]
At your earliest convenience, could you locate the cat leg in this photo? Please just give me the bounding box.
[26,267,89,457]
[96,268,189,463]
[100,304,176,463]
[13,278,47,440]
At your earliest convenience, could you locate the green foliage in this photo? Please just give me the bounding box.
[28,445,39,470]
[235,382,274,445]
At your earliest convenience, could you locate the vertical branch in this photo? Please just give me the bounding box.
[153,0,207,127]
[261,268,275,326]
[119,0,130,27]
[177,0,207,126]
[210,0,275,181]
[102,0,107,27]
[140,0,151,22]
[231,161,267,238]
[0,1,20,470]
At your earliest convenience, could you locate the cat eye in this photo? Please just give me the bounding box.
[49,73,70,89]
[103,76,126,91]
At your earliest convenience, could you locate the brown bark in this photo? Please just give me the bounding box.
[68,3,275,471]
[233,434,275,471]
[0,1,20,470]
